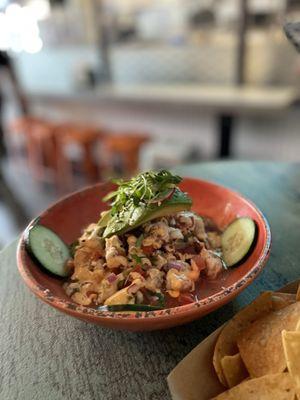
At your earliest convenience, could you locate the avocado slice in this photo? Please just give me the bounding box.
[102,189,192,238]
[98,210,111,228]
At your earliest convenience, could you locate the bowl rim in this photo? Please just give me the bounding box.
[17,177,271,322]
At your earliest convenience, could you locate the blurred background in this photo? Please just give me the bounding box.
[0,0,299,246]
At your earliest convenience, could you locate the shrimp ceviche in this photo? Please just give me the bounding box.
[26,170,256,312]
[61,171,256,311]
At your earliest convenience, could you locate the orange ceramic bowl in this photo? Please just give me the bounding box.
[17,178,271,331]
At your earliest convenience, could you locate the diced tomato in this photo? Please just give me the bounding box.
[192,255,206,271]
[142,245,154,255]
[132,265,146,277]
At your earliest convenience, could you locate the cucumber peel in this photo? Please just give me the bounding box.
[97,304,162,312]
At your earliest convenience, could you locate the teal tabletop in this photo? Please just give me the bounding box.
[1,161,299,400]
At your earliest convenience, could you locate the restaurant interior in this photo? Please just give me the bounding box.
[0,0,299,247]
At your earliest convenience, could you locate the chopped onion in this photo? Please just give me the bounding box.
[148,188,175,204]
[107,273,117,283]
[164,261,186,271]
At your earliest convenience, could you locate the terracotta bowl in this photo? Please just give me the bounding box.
[17,178,271,331]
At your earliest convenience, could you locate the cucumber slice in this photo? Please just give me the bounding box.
[221,217,257,267]
[97,304,162,312]
[25,224,71,277]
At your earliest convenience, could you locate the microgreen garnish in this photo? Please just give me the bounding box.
[103,170,182,213]
[99,170,192,237]
[135,234,144,248]
[131,254,143,265]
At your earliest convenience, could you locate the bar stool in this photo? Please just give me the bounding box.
[8,116,61,189]
[7,116,43,168]
[102,133,150,177]
[54,123,104,190]
[25,119,60,187]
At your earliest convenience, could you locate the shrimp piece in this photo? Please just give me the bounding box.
[201,248,223,280]
[71,281,103,306]
[176,211,206,241]
[143,221,170,249]
[71,291,92,306]
[64,281,80,297]
[169,227,184,241]
[85,238,103,250]
[127,235,138,255]
[74,240,103,268]
[129,271,144,281]
[78,224,102,245]
[97,277,119,304]
[145,268,165,292]
[176,211,195,231]
[105,235,128,269]
[166,268,194,293]
[153,254,167,269]
[104,278,145,305]
[72,265,104,283]
[106,235,125,254]
[193,215,206,241]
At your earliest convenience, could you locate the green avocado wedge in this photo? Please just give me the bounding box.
[102,188,192,238]
[98,210,111,228]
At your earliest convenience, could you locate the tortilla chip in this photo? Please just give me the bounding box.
[213,291,273,386]
[297,284,300,301]
[237,301,300,378]
[221,353,248,388]
[210,373,295,400]
[272,293,296,310]
[282,330,300,389]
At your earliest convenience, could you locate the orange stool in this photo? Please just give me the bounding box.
[8,116,61,188]
[7,116,43,167]
[102,133,149,176]
[25,119,60,188]
[54,123,104,190]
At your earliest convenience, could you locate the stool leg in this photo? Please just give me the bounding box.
[83,142,98,183]
[26,136,44,182]
[56,147,74,192]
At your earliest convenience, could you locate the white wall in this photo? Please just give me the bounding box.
[13,46,101,94]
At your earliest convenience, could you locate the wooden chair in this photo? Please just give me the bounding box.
[102,133,150,177]
[54,123,104,190]
[8,117,61,186]
[8,118,106,192]
[7,116,43,168]
[25,119,60,187]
